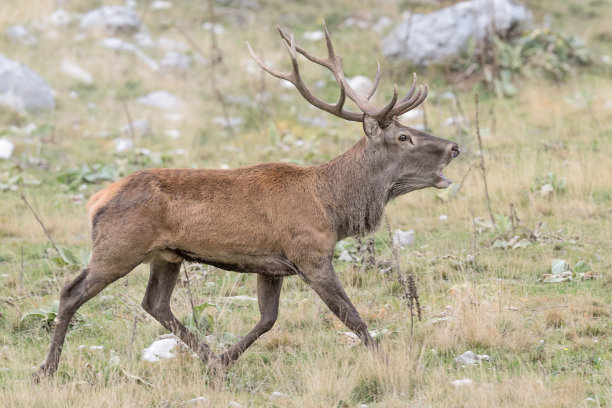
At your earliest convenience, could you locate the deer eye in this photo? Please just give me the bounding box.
[399,134,408,142]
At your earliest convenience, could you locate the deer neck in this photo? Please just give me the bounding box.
[315,138,393,239]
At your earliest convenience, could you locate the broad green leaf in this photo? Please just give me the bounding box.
[551,259,569,275]
[573,260,591,274]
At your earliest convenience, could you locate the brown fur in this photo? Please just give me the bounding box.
[86,177,128,226]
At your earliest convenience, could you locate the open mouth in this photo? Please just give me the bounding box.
[433,168,452,189]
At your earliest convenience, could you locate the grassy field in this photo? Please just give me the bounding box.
[0,0,611,406]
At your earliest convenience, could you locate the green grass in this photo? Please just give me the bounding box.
[1,0,611,406]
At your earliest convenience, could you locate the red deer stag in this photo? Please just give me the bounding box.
[35,23,459,379]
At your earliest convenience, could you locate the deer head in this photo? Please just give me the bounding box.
[248,22,460,201]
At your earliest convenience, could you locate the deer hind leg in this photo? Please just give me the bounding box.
[141,257,219,364]
[220,274,283,366]
[34,256,139,381]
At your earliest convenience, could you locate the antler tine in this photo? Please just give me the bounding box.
[247,41,293,82]
[388,73,421,117]
[372,85,398,122]
[366,61,381,101]
[277,26,327,66]
[395,85,429,117]
[249,29,362,121]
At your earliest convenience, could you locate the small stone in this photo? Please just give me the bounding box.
[137,90,181,110]
[151,1,173,10]
[202,22,224,35]
[439,214,448,221]
[184,396,210,405]
[451,378,473,387]
[142,338,179,362]
[346,75,373,97]
[114,138,134,153]
[212,116,242,128]
[61,59,93,84]
[80,6,142,35]
[454,350,490,366]
[222,295,257,302]
[160,51,191,71]
[5,25,37,45]
[269,391,290,404]
[49,9,71,26]
[0,139,15,160]
[165,129,181,139]
[398,108,423,123]
[338,250,353,262]
[122,119,151,136]
[392,229,415,247]
[302,30,324,41]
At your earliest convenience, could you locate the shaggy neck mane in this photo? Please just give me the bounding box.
[315,138,392,239]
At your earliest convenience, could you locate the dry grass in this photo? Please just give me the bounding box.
[0,0,611,406]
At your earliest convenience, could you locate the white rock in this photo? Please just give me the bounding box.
[269,391,290,403]
[392,229,415,247]
[122,119,151,136]
[142,338,178,362]
[346,75,373,97]
[454,350,490,365]
[137,90,181,110]
[61,59,93,84]
[99,37,159,71]
[49,9,71,26]
[0,139,15,159]
[303,30,324,41]
[165,129,181,139]
[383,0,533,65]
[398,108,423,122]
[161,51,191,70]
[202,22,224,35]
[184,396,210,405]
[451,378,473,387]
[114,137,134,153]
[151,1,172,10]
[156,36,189,51]
[0,55,55,113]
[444,116,470,127]
[222,295,257,302]
[439,214,448,221]
[80,6,142,35]
[212,116,242,128]
[338,250,353,262]
[373,16,392,32]
[5,25,37,45]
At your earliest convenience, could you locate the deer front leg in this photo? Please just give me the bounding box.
[220,274,283,366]
[307,262,376,349]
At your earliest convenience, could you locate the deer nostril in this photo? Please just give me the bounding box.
[451,145,460,158]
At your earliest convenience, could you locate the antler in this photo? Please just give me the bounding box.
[247,22,428,124]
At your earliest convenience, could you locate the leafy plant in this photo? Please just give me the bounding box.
[56,163,118,190]
[20,300,84,331]
[453,27,592,97]
[184,302,218,337]
[531,172,567,196]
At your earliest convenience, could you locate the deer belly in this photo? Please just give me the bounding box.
[172,249,298,277]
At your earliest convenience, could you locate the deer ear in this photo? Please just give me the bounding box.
[363,115,383,141]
